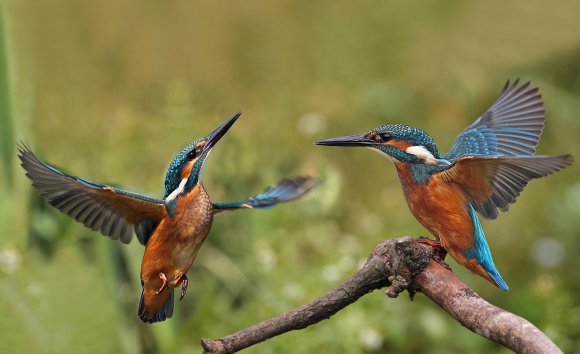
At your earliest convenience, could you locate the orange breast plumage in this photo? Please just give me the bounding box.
[395,162,474,252]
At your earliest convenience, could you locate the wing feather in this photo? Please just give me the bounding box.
[438,155,572,219]
[19,145,166,245]
[213,176,318,214]
[445,80,545,160]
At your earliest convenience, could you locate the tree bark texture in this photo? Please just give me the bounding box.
[201,236,562,354]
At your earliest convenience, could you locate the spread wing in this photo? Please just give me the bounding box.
[213,176,318,214]
[445,80,545,160]
[19,145,166,245]
[437,155,573,219]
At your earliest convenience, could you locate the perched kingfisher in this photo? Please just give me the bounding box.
[316,80,573,291]
[19,112,317,323]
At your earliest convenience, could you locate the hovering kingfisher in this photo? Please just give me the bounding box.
[316,80,572,291]
[19,112,317,323]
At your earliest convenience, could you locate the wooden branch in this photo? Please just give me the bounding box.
[414,261,562,354]
[201,236,562,354]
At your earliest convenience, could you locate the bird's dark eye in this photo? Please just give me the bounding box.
[369,132,390,143]
[380,133,391,141]
[187,150,197,160]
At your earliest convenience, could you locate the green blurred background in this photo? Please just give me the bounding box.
[1,1,579,353]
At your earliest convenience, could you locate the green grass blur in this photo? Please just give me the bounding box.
[1,1,580,353]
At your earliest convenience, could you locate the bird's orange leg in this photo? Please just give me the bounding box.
[416,237,449,268]
[156,272,168,294]
[177,274,188,300]
[417,237,444,250]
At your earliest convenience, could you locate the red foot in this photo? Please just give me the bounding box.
[156,272,168,294]
[416,238,449,269]
[178,274,188,301]
[417,237,444,250]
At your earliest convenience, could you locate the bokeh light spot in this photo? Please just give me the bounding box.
[531,237,565,268]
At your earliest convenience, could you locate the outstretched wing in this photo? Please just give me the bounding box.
[445,80,545,160]
[437,155,572,219]
[212,176,318,214]
[19,145,166,245]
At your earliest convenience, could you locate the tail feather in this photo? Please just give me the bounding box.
[138,286,174,323]
[462,204,509,291]
[485,265,509,291]
[464,257,509,291]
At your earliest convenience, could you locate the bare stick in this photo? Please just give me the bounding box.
[414,261,562,354]
[201,236,562,354]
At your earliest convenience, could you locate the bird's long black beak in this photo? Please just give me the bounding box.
[203,112,241,152]
[315,133,372,147]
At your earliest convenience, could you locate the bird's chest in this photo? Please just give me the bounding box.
[169,185,214,264]
[395,163,472,241]
[173,186,213,238]
[143,185,214,274]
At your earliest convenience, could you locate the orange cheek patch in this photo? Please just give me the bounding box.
[386,139,413,150]
[367,132,378,140]
[180,160,195,179]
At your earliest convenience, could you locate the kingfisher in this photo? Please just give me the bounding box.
[316,80,573,291]
[19,112,317,323]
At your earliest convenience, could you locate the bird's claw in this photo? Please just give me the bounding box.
[179,275,188,300]
[416,237,443,249]
[156,272,168,294]
[416,237,448,266]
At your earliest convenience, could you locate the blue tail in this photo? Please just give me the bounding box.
[486,265,509,291]
[465,204,509,291]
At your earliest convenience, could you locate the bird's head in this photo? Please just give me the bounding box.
[163,112,240,203]
[316,124,441,165]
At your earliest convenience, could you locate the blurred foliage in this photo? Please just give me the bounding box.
[0,5,12,189]
[1,0,580,353]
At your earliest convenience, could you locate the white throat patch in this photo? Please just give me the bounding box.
[165,178,188,202]
[406,145,438,165]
